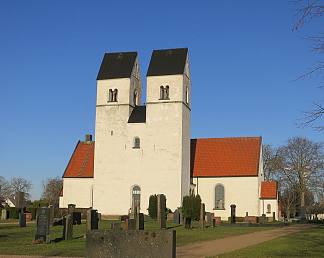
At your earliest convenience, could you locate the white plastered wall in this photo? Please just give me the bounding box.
[60,178,94,208]
[259,199,279,220]
[193,176,262,220]
[93,71,191,215]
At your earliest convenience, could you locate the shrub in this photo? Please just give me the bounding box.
[147,194,157,219]
[182,194,202,228]
[7,207,19,219]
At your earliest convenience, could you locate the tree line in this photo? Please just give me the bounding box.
[263,136,324,220]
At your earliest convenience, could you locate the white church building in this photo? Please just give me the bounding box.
[59,48,279,220]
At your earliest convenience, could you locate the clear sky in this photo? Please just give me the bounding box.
[0,1,323,200]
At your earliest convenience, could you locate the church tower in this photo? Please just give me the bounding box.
[93,48,190,215]
[146,48,191,208]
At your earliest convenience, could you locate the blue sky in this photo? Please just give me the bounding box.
[0,1,323,199]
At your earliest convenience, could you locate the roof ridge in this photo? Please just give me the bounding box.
[192,136,262,140]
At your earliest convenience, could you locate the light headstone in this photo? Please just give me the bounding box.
[35,207,50,243]
[1,209,7,220]
[200,203,205,229]
[157,194,166,229]
[63,214,73,240]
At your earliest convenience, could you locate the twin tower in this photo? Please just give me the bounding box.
[93,48,192,215]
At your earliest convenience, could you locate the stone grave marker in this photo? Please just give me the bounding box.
[173,209,180,224]
[86,230,176,258]
[19,209,26,227]
[139,213,144,230]
[124,218,136,230]
[35,207,50,243]
[63,214,73,240]
[230,204,236,224]
[205,212,213,226]
[68,204,76,215]
[73,212,81,225]
[200,203,205,229]
[157,194,166,229]
[87,209,99,232]
[1,209,7,220]
[272,212,276,221]
[49,205,54,226]
[15,191,25,209]
[179,208,184,225]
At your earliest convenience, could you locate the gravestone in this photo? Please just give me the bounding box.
[111,222,121,230]
[86,230,176,258]
[205,212,213,226]
[124,218,136,230]
[73,212,82,225]
[167,212,173,221]
[230,204,236,224]
[173,209,180,224]
[246,212,249,217]
[138,213,144,230]
[68,204,76,215]
[200,203,205,229]
[157,194,166,229]
[179,208,184,225]
[134,207,140,229]
[272,212,276,221]
[19,209,26,227]
[86,209,99,232]
[212,218,216,227]
[63,214,73,240]
[49,205,54,226]
[35,207,50,243]
[1,209,7,220]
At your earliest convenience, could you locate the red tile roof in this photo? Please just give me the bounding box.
[191,137,261,177]
[260,181,278,199]
[62,141,95,178]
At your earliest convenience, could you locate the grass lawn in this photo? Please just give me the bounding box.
[214,224,324,258]
[0,219,274,257]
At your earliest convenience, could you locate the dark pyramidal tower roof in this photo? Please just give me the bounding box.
[147,48,188,76]
[97,52,137,80]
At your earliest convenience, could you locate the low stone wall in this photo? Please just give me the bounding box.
[244,216,259,224]
[86,230,176,258]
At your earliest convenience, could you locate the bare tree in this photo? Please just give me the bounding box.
[262,144,283,180]
[41,177,62,207]
[293,0,324,129]
[277,137,323,219]
[0,176,11,200]
[9,177,32,200]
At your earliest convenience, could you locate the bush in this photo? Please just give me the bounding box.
[147,194,158,219]
[182,194,201,228]
[7,207,19,219]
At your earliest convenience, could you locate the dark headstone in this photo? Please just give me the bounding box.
[68,204,76,215]
[200,203,205,229]
[246,212,249,217]
[73,212,82,225]
[19,209,26,227]
[87,209,99,232]
[230,204,236,224]
[272,212,276,221]
[139,213,144,230]
[259,214,267,224]
[63,214,73,240]
[173,209,180,224]
[86,230,176,258]
[212,218,216,227]
[35,207,50,243]
[157,194,166,229]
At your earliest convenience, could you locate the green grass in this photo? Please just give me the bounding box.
[0,219,274,256]
[214,225,324,258]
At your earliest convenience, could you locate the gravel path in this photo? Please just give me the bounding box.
[176,224,315,258]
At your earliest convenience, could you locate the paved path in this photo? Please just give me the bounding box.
[176,224,315,258]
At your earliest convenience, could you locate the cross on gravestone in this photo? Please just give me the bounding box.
[230,204,236,224]
[86,208,99,232]
[1,209,7,220]
[157,194,166,229]
[63,214,73,240]
[200,203,205,229]
[35,207,50,243]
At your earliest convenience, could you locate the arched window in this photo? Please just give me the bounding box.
[215,184,225,209]
[131,185,141,212]
[160,86,165,100]
[165,85,169,99]
[112,89,118,102]
[133,137,140,149]
[108,89,113,102]
[267,204,271,213]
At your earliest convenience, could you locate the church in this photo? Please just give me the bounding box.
[59,48,279,220]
